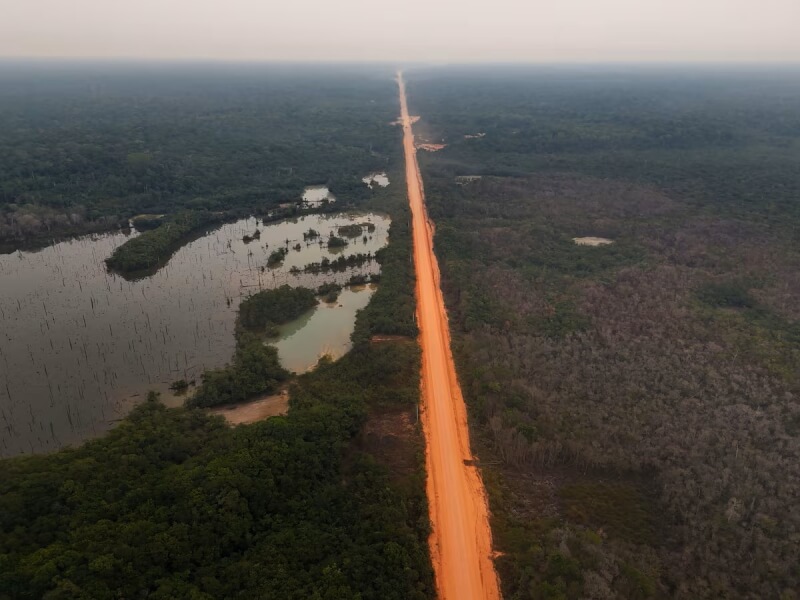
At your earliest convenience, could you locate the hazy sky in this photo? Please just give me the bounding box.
[3,0,800,62]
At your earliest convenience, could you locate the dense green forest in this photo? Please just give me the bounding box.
[1,374,430,600]
[0,169,431,599]
[408,66,800,599]
[0,62,397,250]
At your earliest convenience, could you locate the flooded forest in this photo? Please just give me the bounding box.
[1,208,390,455]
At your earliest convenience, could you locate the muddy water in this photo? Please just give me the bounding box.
[271,285,376,372]
[0,212,389,457]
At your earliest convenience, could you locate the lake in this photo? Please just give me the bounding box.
[0,211,389,457]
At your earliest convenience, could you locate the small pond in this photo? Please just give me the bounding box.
[302,186,336,206]
[362,172,390,188]
[270,284,376,373]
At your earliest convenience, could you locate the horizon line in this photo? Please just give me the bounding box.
[2,56,800,68]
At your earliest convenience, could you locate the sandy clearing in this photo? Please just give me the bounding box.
[209,390,289,425]
[416,143,447,152]
[573,236,614,246]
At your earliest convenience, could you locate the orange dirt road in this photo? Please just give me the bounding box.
[398,72,501,600]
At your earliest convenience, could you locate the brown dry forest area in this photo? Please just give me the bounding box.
[409,66,800,599]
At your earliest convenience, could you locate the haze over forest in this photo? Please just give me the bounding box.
[3,0,800,63]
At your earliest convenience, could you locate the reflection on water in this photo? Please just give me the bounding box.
[271,285,376,372]
[0,212,389,457]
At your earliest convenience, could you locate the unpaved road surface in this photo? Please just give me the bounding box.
[398,72,501,600]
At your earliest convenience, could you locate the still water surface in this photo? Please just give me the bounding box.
[270,284,376,373]
[302,186,336,206]
[0,212,389,457]
[362,172,390,188]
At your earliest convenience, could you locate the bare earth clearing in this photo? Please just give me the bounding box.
[209,390,289,425]
[573,236,614,246]
[416,143,447,152]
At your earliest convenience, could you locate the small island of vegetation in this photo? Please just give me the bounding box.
[327,234,348,249]
[267,247,288,267]
[105,211,218,275]
[337,223,363,238]
[302,252,374,274]
[238,285,318,336]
